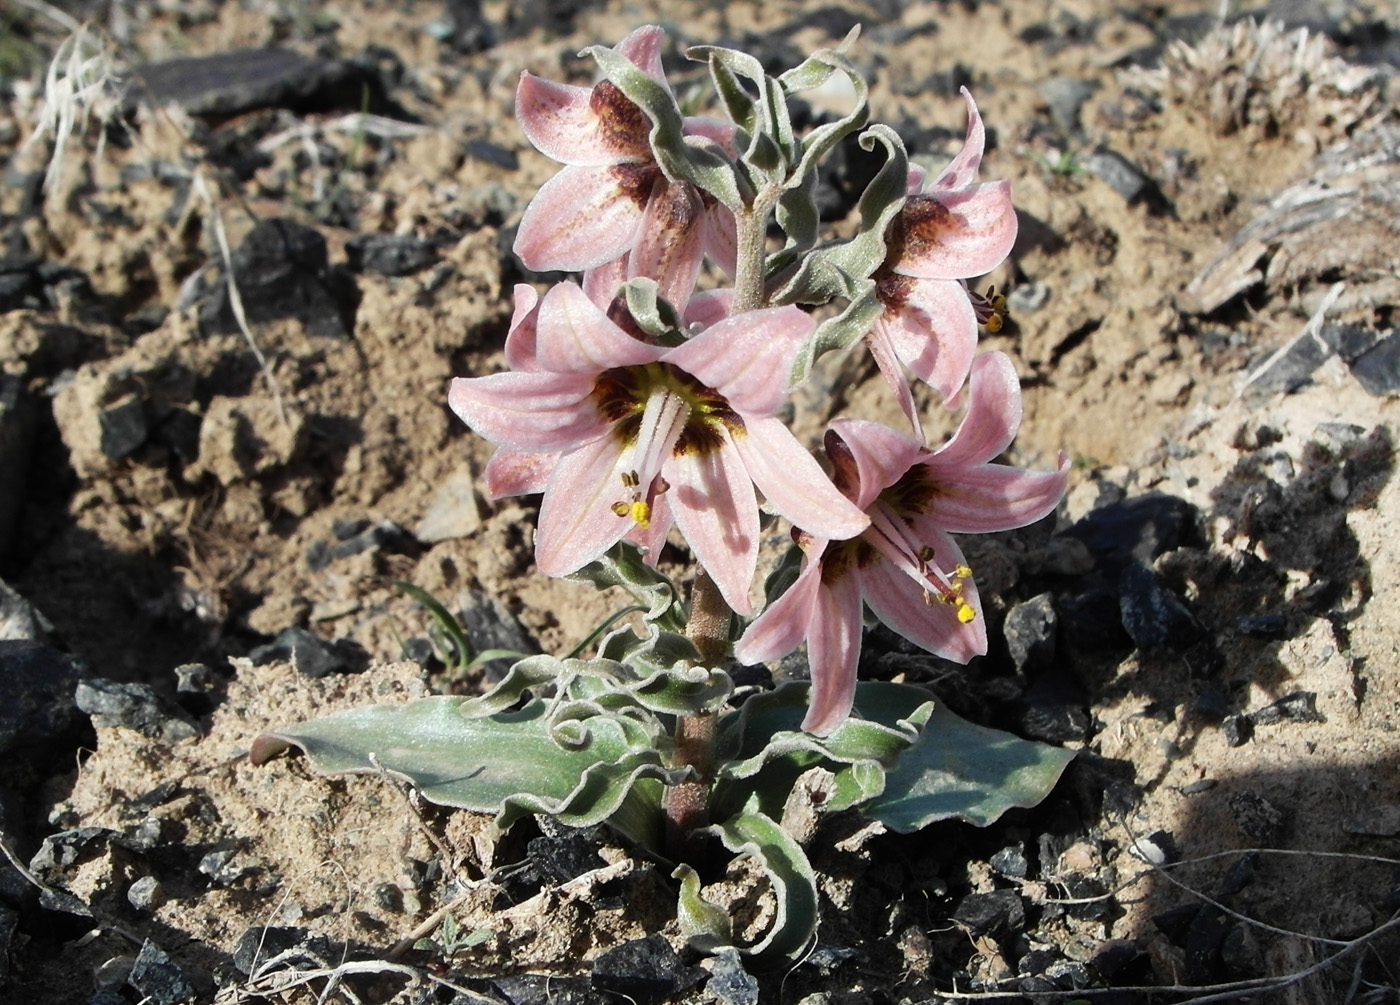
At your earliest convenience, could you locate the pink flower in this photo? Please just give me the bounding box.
[449,283,869,615]
[513,25,737,312]
[735,352,1068,735]
[867,89,1018,430]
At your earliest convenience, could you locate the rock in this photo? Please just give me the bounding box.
[443,0,494,53]
[1248,691,1325,726]
[249,627,365,678]
[1131,829,1179,866]
[1236,612,1290,638]
[1061,493,1198,578]
[1017,947,1057,975]
[414,469,483,544]
[591,935,702,1004]
[198,218,356,339]
[1228,790,1288,844]
[1038,76,1098,135]
[1006,281,1051,314]
[952,889,1024,939]
[1057,585,1134,653]
[526,827,605,887]
[198,847,256,886]
[495,974,605,1005]
[174,662,218,716]
[1348,330,1400,395]
[1341,804,1400,837]
[990,843,1029,879]
[189,395,307,485]
[1218,851,1257,896]
[1046,960,1091,990]
[344,234,439,276]
[232,925,338,975]
[1222,714,1253,747]
[0,641,88,761]
[0,579,52,642]
[128,940,194,1005]
[1183,905,1229,985]
[1118,561,1205,651]
[1003,593,1057,673]
[0,256,44,314]
[1016,672,1090,743]
[466,139,520,171]
[133,47,391,118]
[459,590,537,680]
[127,875,165,912]
[74,678,199,743]
[704,948,759,1005]
[0,374,36,563]
[1086,146,1166,210]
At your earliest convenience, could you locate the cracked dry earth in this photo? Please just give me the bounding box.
[2,0,1400,1003]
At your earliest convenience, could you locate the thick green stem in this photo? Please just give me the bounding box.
[665,569,730,859]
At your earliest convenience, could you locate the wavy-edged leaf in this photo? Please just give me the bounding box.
[621,277,684,345]
[250,696,678,851]
[673,863,734,952]
[704,810,819,968]
[863,701,1077,831]
[566,540,687,630]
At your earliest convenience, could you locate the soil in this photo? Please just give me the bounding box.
[2,0,1399,1003]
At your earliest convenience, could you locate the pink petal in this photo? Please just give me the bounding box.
[734,545,828,665]
[664,434,759,615]
[504,284,542,372]
[628,179,706,313]
[801,573,864,736]
[626,490,673,564]
[535,281,666,373]
[702,202,739,276]
[891,181,1017,280]
[665,306,813,416]
[582,255,629,309]
[515,74,635,166]
[535,435,634,577]
[448,371,606,451]
[682,288,734,333]
[513,164,652,272]
[931,351,1022,467]
[615,25,669,88]
[886,277,979,403]
[859,531,987,663]
[927,88,986,192]
[914,453,1070,533]
[826,418,927,509]
[484,447,556,499]
[734,417,870,541]
[864,320,923,440]
[906,164,928,194]
[683,116,739,156]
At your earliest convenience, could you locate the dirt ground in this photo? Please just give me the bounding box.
[2,0,1399,1002]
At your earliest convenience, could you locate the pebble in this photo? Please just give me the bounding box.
[1348,330,1400,396]
[1118,561,1205,651]
[704,948,759,1005]
[133,47,386,118]
[591,934,702,1004]
[1016,672,1090,743]
[1227,789,1288,843]
[0,578,52,643]
[414,469,483,544]
[127,940,195,1005]
[990,843,1029,879]
[1006,281,1051,313]
[344,233,438,276]
[75,679,199,743]
[1038,76,1098,135]
[1249,691,1324,726]
[1236,613,1290,638]
[1003,593,1057,673]
[1222,714,1253,747]
[231,925,337,975]
[953,889,1025,939]
[249,627,365,677]
[459,590,537,680]
[127,875,165,912]
[1086,146,1163,208]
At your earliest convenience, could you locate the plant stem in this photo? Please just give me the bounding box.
[730,184,780,313]
[665,568,730,859]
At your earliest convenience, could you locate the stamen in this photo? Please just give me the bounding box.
[970,284,1009,333]
[610,388,691,527]
[864,503,978,623]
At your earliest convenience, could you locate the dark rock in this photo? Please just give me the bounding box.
[133,47,394,119]
[526,829,605,887]
[128,939,195,1004]
[1017,947,1058,975]
[75,678,199,743]
[0,642,88,761]
[1347,332,1400,395]
[344,234,438,277]
[1003,593,1057,672]
[1184,905,1229,985]
[198,847,256,886]
[443,0,494,53]
[29,827,147,914]
[96,395,148,460]
[174,662,218,716]
[466,139,519,171]
[1152,902,1199,945]
[1089,939,1144,980]
[0,374,36,564]
[1219,921,1264,976]
[249,627,365,678]
[1046,960,1091,990]
[591,934,701,1005]
[1227,790,1288,844]
[232,925,338,975]
[1118,561,1204,651]
[1180,778,1218,795]
[1236,612,1291,638]
[0,905,15,985]
[495,974,605,1005]
[1016,671,1090,743]
[1222,714,1253,746]
[198,218,356,339]
[1086,146,1167,211]
[952,889,1024,940]
[1249,691,1325,726]
[991,843,1029,879]
[705,948,758,1005]
[1057,585,1134,653]
[1320,323,1381,362]
[1061,493,1198,577]
[1191,689,1231,721]
[459,590,538,681]
[127,875,165,912]
[0,579,52,643]
[0,257,44,313]
[1218,851,1258,897]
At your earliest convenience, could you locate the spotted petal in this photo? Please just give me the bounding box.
[891,182,1017,281]
[514,164,652,272]
[913,453,1070,534]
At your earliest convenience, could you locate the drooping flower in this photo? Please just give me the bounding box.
[735,351,1068,735]
[449,282,869,615]
[867,88,1019,432]
[513,25,737,312]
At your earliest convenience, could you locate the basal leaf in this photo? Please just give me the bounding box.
[705,810,819,968]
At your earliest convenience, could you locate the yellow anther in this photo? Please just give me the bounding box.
[954,564,973,579]
[984,314,1004,333]
[630,499,652,527]
[956,600,976,623]
[611,501,631,518]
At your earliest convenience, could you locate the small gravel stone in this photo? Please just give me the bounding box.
[1006,282,1050,313]
[1119,561,1205,651]
[1236,613,1290,638]
[127,875,165,912]
[232,926,337,975]
[953,889,1025,939]
[591,934,701,1004]
[128,940,194,1005]
[704,948,759,1005]
[74,678,198,743]
[1222,714,1253,746]
[344,233,438,276]
[991,843,1029,879]
[1249,691,1325,726]
[1003,593,1057,673]
[1348,330,1400,396]
[1228,790,1289,843]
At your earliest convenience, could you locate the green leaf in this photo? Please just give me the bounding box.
[863,701,1077,831]
[673,863,734,953]
[566,541,687,631]
[705,811,819,968]
[250,695,677,851]
[621,278,684,345]
[707,56,756,135]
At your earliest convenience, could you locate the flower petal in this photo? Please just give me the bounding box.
[931,351,1022,467]
[535,281,666,373]
[914,452,1070,533]
[859,530,987,663]
[826,418,928,509]
[484,447,555,499]
[682,288,734,333]
[582,255,629,309]
[627,490,673,564]
[734,544,828,665]
[887,276,979,403]
[615,25,669,88]
[628,179,706,314]
[504,284,542,372]
[515,74,631,166]
[665,433,759,615]
[449,371,605,451]
[802,573,864,736]
[891,181,1018,280]
[702,202,739,276]
[514,163,652,272]
[927,88,986,192]
[665,306,813,416]
[735,417,870,541]
[535,435,633,577]
[864,319,923,440]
